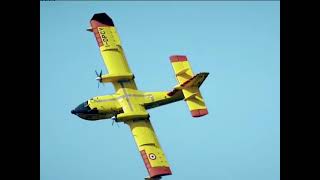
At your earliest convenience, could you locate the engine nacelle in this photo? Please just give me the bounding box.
[97,73,134,83]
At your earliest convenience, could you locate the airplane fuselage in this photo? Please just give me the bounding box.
[71,79,183,121]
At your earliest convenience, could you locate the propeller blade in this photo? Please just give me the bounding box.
[95,70,103,88]
[111,114,119,127]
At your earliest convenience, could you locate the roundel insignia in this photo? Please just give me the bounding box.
[149,153,156,160]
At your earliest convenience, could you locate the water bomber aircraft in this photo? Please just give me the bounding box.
[71,13,209,179]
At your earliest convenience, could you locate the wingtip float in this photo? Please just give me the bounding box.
[71,12,209,179]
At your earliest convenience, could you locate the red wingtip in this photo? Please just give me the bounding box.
[191,108,208,117]
[170,55,188,62]
[149,167,172,177]
[89,20,111,47]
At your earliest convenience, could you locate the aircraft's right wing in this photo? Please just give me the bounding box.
[125,119,172,178]
[88,13,134,82]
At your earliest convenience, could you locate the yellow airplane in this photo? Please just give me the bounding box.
[71,13,209,179]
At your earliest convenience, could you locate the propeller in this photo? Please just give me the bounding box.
[111,114,119,127]
[95,70,104,88]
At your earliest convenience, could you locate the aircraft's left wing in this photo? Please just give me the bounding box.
[88,13,134,78]
[125,119,172,178]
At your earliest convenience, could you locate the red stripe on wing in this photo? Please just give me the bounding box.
[90,20,110,47]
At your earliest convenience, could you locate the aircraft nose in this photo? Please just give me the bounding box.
[71,101,98,115]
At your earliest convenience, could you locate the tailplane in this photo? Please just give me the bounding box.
[168,55,209,117]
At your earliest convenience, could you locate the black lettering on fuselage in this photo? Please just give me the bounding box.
[98,28,109,44]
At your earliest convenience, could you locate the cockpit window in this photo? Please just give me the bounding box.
[77,101,88,109]
[84,101,89,107]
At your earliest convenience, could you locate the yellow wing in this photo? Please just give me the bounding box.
[125,119,172,178]
[88,13,134,81]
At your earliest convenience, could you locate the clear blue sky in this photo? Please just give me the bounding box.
[40,1,279,180]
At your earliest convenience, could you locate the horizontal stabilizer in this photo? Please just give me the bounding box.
[176,67,189,76]
[170,55,194,84]
[184,92,199,101]
[169,55,209,118]
[182,87,208,117]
